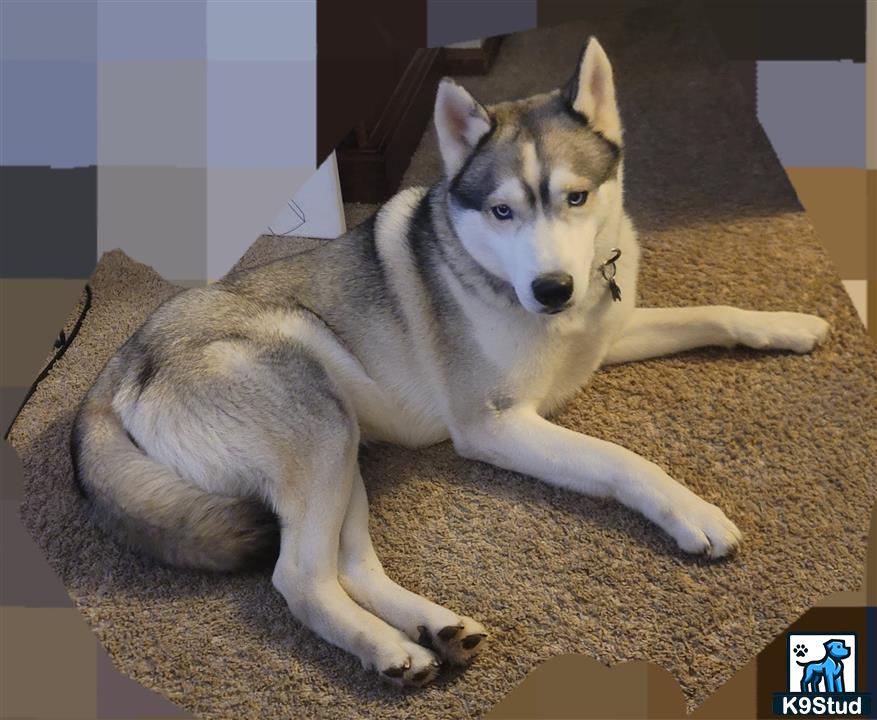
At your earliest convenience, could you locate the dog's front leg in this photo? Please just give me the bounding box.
[453,407,741,557]
[603,307,829,366]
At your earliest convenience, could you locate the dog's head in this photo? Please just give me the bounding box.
[435,37,624,315]
[824,640,851,660]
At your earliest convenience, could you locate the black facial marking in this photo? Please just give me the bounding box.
[419,186,519,308]
[538,175,551,212]
[447,86,622,264]
[450,172,491,212]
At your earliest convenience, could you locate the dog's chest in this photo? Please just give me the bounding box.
[467,297,619,410]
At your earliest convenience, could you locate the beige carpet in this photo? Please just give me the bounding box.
[8,4,877,718]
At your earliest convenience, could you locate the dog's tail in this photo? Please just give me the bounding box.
[71,372,279,572]
[796,661,810,667]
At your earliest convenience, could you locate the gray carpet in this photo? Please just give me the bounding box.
[8,4,877,718]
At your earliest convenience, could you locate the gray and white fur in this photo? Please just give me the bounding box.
[71,38,830,686]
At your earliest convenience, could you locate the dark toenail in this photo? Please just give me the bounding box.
[462,633,487,649]
[431,659,441,667]
[383,666,405,678]
[417,625,436,650]
[438,625,461,641]
[411,668,432,683]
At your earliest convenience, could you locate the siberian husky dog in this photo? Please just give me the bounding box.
[72,38,829,686]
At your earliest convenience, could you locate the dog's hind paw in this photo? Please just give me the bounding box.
[379,641,441,688]
[417,616,488,665]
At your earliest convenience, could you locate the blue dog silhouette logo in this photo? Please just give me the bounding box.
[773,632,871,716]
[797,639,851,693]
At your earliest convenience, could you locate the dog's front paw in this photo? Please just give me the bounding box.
[417,616,488,665]
[663,495,742,559]
[733,311,830,354]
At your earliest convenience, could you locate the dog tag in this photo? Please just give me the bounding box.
[601,248,622,302]
[607,277,622,302]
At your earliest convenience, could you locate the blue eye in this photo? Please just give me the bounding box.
[567,191,588,207]
[491,204,513,220]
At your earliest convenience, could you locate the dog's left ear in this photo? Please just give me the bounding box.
[434,78,492,178]
[566,37,622,145]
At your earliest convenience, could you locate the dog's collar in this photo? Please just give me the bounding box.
[600,248,622,302]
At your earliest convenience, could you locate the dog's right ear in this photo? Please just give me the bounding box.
[434,78,492,178]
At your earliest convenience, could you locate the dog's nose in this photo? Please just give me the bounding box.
[531,272,574,310]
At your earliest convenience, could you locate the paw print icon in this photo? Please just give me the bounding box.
[793,643,807,658]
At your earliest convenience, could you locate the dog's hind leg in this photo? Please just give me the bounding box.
[258,354,440,687]
[602,307,829,366]
[338,468,487,665]
[269,433,441,686]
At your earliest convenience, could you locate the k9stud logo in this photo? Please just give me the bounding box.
[773,633,871,716]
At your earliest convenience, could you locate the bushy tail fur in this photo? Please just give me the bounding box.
[71,376,279,572]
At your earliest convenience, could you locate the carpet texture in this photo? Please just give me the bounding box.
[8,4,877,718]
